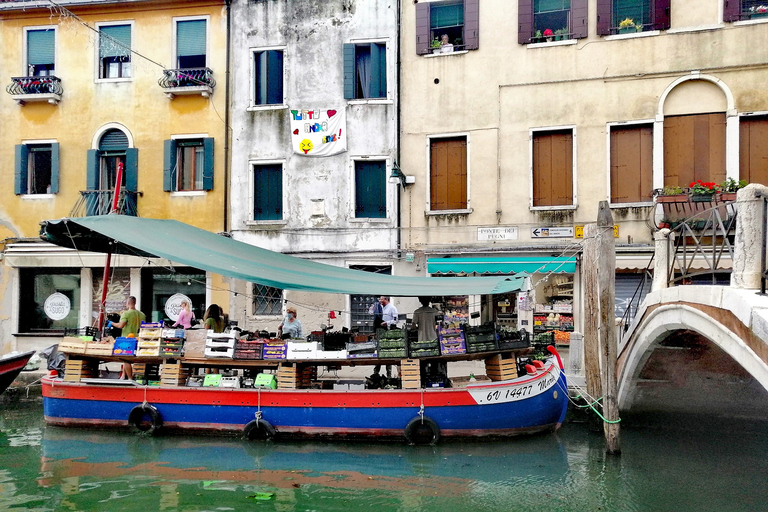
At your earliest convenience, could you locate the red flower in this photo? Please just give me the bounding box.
[543,29,554,36]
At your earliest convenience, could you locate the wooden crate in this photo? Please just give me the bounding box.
[400,358,421,389]
[161,362,190,386]
[485,354,518,381]
[59,337,88,355]
[63,358,98,382]
[300,366,316,388]
[277,363,299,389]
[85,341,115,357]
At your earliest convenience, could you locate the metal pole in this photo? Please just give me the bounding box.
[97,161,124,331]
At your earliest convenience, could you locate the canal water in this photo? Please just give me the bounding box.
[1,399,766,511]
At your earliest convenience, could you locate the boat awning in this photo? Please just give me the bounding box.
[39,216,527,296]
[427,256,577,275]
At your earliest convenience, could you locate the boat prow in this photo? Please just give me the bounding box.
[0,351,36,395]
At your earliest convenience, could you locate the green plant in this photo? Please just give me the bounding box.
[534,30,542,41]
[690,180,718,195]
[554,28,568,40]
[430,38,441,49]
[720,177,747,192]
[619,17,635,28]
[661,185,683,195]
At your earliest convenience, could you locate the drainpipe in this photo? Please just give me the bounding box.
[395,0,402,256]
[223,0,232,233]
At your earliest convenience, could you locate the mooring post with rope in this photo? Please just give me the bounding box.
[582,222,603,433]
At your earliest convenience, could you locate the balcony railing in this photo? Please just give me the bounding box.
[6,76,63,105]
[70,190,138,218]
[158,67,215,99]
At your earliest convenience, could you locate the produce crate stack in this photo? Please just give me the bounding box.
[234,338,264,360]
[497,328,531,350]
[438,326,467,355]
[137,322,163,356]
[485,354,519,381]
[205,331,237,359]
[346,340,377,359]
[408,340,440,358]
[160,329,185,357]
[277,363,299,389]
[63,358,98,382]
[464,324,498,353]
[301,365,317,387]
[161,362,190,386]
[85,339,116,356]
[377,328,408,358]
[132,363,160,384]
[323,331,352,351]
[400,359,421,389]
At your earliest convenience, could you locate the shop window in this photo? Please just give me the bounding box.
[253,49,283,105]
[532,129,574,207]
[163,138,214,191]
[14,143,59,195]
[343,42,387,100]
[596,0,669,35]
[663,113,726,189]
[415,0,479,54]
[724,0,768,21]
[141,268,205,323]
[176,19,207,69]
[429,136,467,211]
[98,24,131,79]
[739,115,768,186]
[610,124,654,203]
[19,268,80,332]
[350,266,391,334]
[355,160,386,218]
[518,0,587,43]
[26,28,55,76]
[253,163,283,221]
[252,284,283,316]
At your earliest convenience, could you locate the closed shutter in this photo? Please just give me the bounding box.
[177,20,206,59]
[203,137,214,191]
[615,273,651,322]
[99,129,129,152]
[464,0,480,50]
[343,43,355,99]
[50,143,60,194]
[254,164,282,220]
[355,161,386,218]
[430,137,467,210]
[370,43,387,98]
[267,50,283,104]
[28,29,55,66]
[723,0,741,22]
[533,131,573,207]
[596,0,612,35]
[86,149,100,190]
[446,139,467,209]
[415,3,431,55]
[571,0,589,39]
[740,116,768,186]
[125,148,138,192]
[664,114,726,187]
[652,0,671,30]
[15,144,29,195]
[518,0,534,44]
[163,139,177,192]
[430,140,449,210]
[100,24,131,58]
[610,125,653,203]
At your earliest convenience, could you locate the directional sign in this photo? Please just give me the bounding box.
[531,227,574,238]
[574,225,619,238]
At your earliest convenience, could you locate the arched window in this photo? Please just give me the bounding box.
[87,128,138,192]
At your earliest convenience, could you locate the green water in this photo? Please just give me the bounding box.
[1,399,767,512]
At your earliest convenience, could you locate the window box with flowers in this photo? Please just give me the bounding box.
[690,180,718,202]
[718,178,747,202]
[618,18,637,34]
[654,186,687,203]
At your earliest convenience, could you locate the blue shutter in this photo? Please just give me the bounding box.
[163,139,177,191]
[267,50,283,104]
[99,129,129,151]
[86,149,99,190]
[355,161,386,218]
[50,143,60,194]
[203,138,214,191]
[125,148,138,192]
[177,20,206,57]
[15,144,29,195]
[28,29,55,66]
[370,43,387,99]
[100,24,131,58]
[254,165,282,220]
[343,43,355,100]
[255,51,266,105]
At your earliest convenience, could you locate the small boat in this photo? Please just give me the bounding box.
[0,351,36,395]
[41,347,567,444]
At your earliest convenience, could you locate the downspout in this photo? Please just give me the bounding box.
[395,0,402,255]
[223,0,232,233]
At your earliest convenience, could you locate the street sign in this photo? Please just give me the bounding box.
[574,225,619,238]
[478,227,518,241]
[531,227,574,238]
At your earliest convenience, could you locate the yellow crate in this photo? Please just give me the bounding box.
[85,342,115,356]
[137,347,160,357]
[139,328,163,338]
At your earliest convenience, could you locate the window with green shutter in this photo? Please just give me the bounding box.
[27,28,55,76]
[254,49,284,105]
[163,138,214,192]
[253,163,283,221]
[99,24,131,79]
[176,19,207,68]
[343,42,387,100]
[355,161,387,218]
[15,143,59,195]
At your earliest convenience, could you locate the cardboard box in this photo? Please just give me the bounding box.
[112,337,138,356]
[203,374,222,387]
[286,341,320,360]
[254,373,277,389]
[183,329,208,359]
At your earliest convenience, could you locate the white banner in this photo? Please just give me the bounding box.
[290,107,347,156]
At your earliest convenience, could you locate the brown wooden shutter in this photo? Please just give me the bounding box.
[430,139,449,210]
[723,0,741,22]
[610,125,654,203]
[430,137,467,210]
[652,0,671,30]
[596,0,612,36]
[740,116,768,185]
[533,131,573,207]
[664,113,726,187]
[571,0,588,39]
[415,3,431,55]
[518,0,534,44]
[464,0,480,50]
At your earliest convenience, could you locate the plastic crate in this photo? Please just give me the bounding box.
[378,348,408,358]
[64,326,99,338]
[408,348,440,358]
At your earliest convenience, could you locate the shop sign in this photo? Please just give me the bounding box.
[44,292,71,321]
[574,225,620,238]
[164,293,192,322]
[478,227,518,241]
[531,227,574,238]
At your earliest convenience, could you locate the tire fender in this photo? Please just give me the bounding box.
[128,404,163,435]
[404,416,440,445]
[244,418,276,441]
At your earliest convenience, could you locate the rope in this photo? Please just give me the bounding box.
[555,378,621,424]
[142,385,148,406]
[418,390,425,423]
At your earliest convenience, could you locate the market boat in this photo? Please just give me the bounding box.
[0,350,35,395]
[41,346,567,443]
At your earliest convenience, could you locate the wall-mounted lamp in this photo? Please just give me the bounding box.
[389,163,415,187]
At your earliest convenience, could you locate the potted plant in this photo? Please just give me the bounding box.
[658,219,672,229]
[533,30,542,43]
[655,186,686,203]
[618,18,635,34]
[718,177,747,202]
[690,180,718,202]
[554,28,568,41]
[430,38,441,53]
[543,28,554,42]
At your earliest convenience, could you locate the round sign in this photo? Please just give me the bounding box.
[44,292,71,321]
[164,293,192,322]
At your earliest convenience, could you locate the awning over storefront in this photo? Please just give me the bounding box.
[39,216,526,296]
[427,256,577,275]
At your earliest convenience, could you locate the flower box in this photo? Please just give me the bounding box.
[656,194,688,203]
[691,193,715,203]
[719,192,737,202]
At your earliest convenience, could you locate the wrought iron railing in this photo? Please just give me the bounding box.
[70,190,138,217]
[158,67,215,89]
[6,76,63,96]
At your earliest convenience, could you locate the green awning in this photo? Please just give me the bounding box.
[39,216,526,296]
[427,256,577,275]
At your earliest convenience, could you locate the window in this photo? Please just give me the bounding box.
[14,143,59,195]
[163,138,214,192]
[176,19,207,68]
[739,116,768,186]
[596,0,669,35]
[611,0,651,31]
[349,266,391,334]
[532,129,574,207]
[343,43,387,100]
[518,0,587,43]
[355,161,386,218]
[430,136,467,211]
[663,114,726,189]
[26,28,55,76]
[86,128,138,215]
[610,125,653,203]
[725,0,768,21]
[252,284,283,315]
[535,0,571,37]
[253,163,283,221]
[98,24,131,79]
[415,0,479,54]
[19,268,80,332]
[253,49,283,105]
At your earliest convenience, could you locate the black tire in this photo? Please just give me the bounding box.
[244,418,276,441]
[128,404,163,435]
[404,416,440,445]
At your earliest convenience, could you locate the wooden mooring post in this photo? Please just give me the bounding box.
[582,223,602,432]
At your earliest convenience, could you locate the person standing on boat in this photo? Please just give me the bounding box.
[412,296,439,342]
[371,296,398,378]
[203,304,225,333]
[109,296,145,379]
[172,300,195,329]
[278,307,303,339]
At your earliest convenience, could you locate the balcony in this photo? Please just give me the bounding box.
[6,76,63,105]
[158,67,215,99]
[70,190,138,218]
